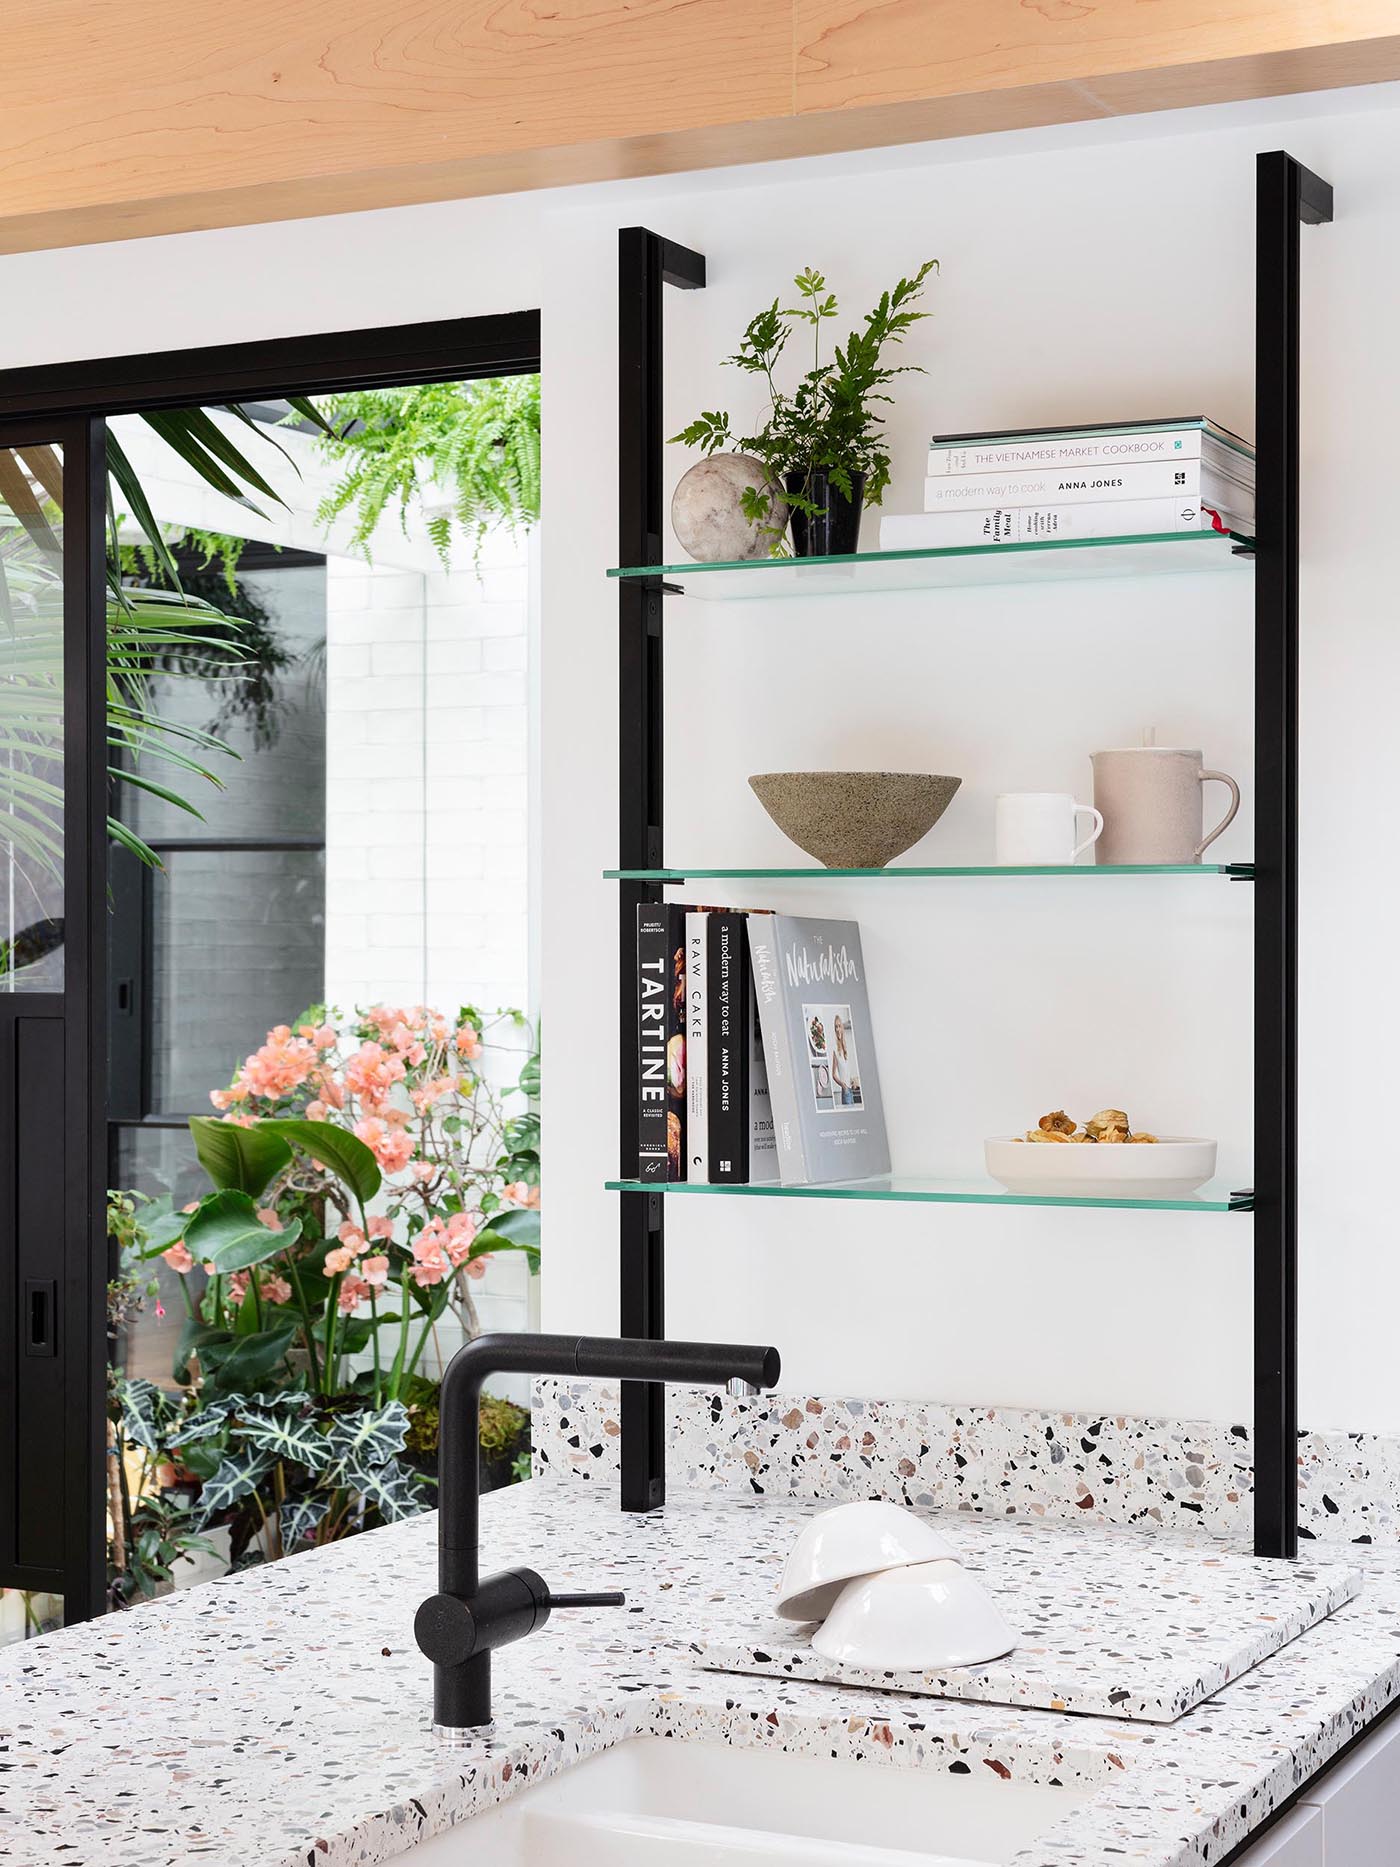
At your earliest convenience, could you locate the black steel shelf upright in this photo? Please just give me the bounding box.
[615,151,1331,1556]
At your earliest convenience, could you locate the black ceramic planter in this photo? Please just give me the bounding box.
[785,468,866,557]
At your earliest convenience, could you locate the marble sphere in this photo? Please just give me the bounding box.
[671,453,788,562]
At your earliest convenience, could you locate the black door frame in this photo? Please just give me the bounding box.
[0,308,540,1620]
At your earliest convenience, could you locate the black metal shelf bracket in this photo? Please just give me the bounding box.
[618,227,705,1512]
[1254,151,1331,1559]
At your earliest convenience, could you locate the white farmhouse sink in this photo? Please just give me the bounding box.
[408,1736,1092,1865]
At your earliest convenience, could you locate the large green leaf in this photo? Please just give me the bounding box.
[261,1119,381,1206]
[172,1320,233,1386]
[185,1189,302,1273]
[202,1325,299,1397]
[189,1116,292,1199]
[474,1206,541,1274]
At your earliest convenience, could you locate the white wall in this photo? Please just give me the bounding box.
[323,534,530,1015]
[6,83,1400,1431]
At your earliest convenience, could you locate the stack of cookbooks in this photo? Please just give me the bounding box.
[635,904,889,1188]
[878,416,1255,550]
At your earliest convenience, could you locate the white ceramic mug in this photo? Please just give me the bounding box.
[1090,748,1241,865]
[995,792,1104,865]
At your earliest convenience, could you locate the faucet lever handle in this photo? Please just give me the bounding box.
[547,1590,626,1610]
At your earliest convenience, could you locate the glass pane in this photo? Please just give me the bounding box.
[0,1586,62,1647]
[125,561,327,842]
[150,847,325,1114]
[0,442,65,991]
[607,1176,1251,1214]
[608,529,1253,600]
[606,864,1253,881]
[112,1124,208,1389]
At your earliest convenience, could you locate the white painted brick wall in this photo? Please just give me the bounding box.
[324,524,537,1355]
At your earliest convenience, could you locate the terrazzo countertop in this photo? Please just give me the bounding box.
[2,1479,1398,1867]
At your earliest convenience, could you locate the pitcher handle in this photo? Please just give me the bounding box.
[1072,804,1105,862]
[1196,770,1241,857]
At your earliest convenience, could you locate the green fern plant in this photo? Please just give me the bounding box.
[672,261,937,547]
[308,377,540,567]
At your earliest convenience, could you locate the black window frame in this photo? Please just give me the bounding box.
[0,309,541,1620]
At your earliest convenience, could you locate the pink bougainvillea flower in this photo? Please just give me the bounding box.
[454,1025,483,1059]
[233,1024,319,1101]
[410,1228,451,1287]
[324,1243,359,1276]
[261,1275,293,1306]
[360,1254,390,1290]
[368,1215,394,1241]
[411,1074,455,1113]
[223,1112,259,1128]
[256,1208,284,1233]
[411,1161,436,1184]
[227,1270,250,1304]
[338,1275,370,1313]
[354,1116,414,1174]
[465,1254,490,1280]
[502,1181,541,1210]
[209,1084,248,1110]
[162,1241,193,1274]
[337,1220,366,1247]
[304,1099,327,1122]
[313,1071,345,1111]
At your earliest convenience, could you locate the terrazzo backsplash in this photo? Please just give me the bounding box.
[533,1381,1400,1548]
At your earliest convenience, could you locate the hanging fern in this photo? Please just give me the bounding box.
[307,377,540,567]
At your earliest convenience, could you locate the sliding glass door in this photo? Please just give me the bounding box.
[0,419,106,1626]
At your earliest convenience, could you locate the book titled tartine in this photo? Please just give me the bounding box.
[747,914,889,1186]
[636,903,688,1181]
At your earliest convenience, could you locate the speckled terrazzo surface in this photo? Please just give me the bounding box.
[2,1480,1399,1867]
[694,1518,1362,1721]
[535,1380,1400,1546]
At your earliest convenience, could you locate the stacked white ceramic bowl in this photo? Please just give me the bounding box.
[776,1501,1017,1670]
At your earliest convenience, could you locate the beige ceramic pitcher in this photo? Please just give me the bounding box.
[1090,748,1240,865]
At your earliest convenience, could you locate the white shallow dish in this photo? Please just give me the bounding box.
[776,1501,957,1623]
[812,1559,1019,1672]
[984,1134,1217,1199]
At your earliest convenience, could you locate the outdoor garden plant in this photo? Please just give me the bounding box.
[109,1003,539,1582]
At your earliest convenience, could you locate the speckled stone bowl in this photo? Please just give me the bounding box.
[749,771,962,869]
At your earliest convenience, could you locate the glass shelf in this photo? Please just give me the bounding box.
[608,530,1254,600]
[606,863,1254,881]
[608,1176,1253,1214]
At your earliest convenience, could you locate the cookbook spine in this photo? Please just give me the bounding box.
[747,912,805,1184]
[922,459,1252,512]
[926,430,1211,475]
[636,903,671,1181]
[685,910,709,1183]
[707,912,749,1184]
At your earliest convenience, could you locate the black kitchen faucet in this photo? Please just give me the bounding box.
[413,1332,781,1734]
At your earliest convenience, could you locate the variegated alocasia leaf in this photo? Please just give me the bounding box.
[192,1446,275,1528]
[279,1493,332,1549]
[345,1455,429,1524]
[164,1409,231,1448]
[235,1410,333,1474]
[323,1402,410,1471]
[117,1377,178,1452]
